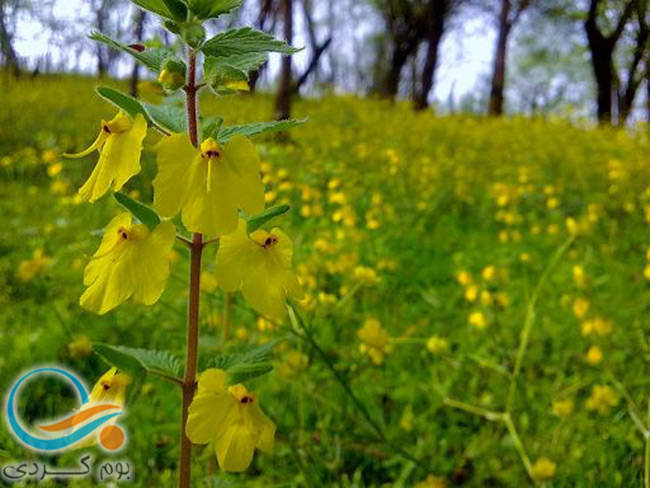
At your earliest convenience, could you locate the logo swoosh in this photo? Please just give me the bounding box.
[37,404,122,432]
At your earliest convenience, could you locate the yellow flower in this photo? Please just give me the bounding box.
[572,265,587,288]
[63,112,147,202]
[89,367,131,405]
[464,284,479,302]
[215,219,304,318]
[277,350,309,378]
[531,457,556,481]
[17,249,53,281]
[426,336,448,354]
[68,335,93,358]
[154,135,264,236]
[585,385,618,415]
[354,265,381,285]
[186,369,275,472]
[572,297,589,319]
[481,265,496,281]
[415,474,447,488]
[456,270,472,286]
[200,271,219,293]
[552,398,574,417]
[80,213,175,315]
[586,345,603,365]
[399,405,414,432]
[468,311,488,330]
[357,318,392,365]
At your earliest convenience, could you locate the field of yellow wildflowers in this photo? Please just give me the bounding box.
[2,75,650,486]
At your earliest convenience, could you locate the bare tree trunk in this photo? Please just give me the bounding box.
[249,0,275,92]
[380,46,410,100]
[488,0,512,116]
[130,10,146,97]
[413,0,448,111]
[275,0,293,120]
[96,0,108,78]
[0,0,19,77]
[647,77,650,122]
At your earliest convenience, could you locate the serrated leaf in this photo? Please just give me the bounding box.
[114,192,162,230]
[206,341,278,383]
[132,0,176,19]
[96,86,152,125]
[247,204,291,233]
[218,118,306,142]
[201,116,224,140]
[89,32,172,72]
[202,27,301,58]
[203,52,267,79]
[188,0,242,19]
[143,103,187,133]
[94,344,183,380]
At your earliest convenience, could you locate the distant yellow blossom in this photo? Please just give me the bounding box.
[481,265,496,281]
[200,271,219,293]
[415,474,447,488]
[277,350,309,378]
[456,270,472,286]
[68,335,93,358]
[357,318,392,365]
[399,405,414,432]
[464,284,479,302]
[426,336,448,354]
[468,311,488,330]
[586,345,603,365]
[354,266,381,285]
[586,385,618,415]
[552,398,574,417]
[531,457,556,481]
[17,249,53,281]
[572,265,587,288]
[186,369,275,472]
[572,298,589,319]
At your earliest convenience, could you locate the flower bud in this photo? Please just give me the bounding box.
[181,23,206,49]
[158,58,186,91]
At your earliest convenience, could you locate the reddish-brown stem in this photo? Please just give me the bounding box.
[179,48,202,488]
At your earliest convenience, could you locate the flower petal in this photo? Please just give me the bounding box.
[154,134,199,218]
[186,392,239,445]
[215,423,256,472]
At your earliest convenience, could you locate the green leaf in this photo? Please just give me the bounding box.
[94,344,146,379]
[89,32,172,72]
[143,103,187,133]
[218,118,306,142]
[94,344,183,383]
[202,27,301,58]
[188,0,243,19]
[114,192,162,231]
[96,86,152,124]
[132,0,176,19]
[206,341,278,384]
[203,52,267,78]
[247,204,291,233]
[201,116,224,140]
[161,0,187,21]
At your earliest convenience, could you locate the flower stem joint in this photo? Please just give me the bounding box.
[159,58,187,91]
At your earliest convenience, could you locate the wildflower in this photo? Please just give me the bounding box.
[354,265,381,285]
[468,311,488,330]
[186,369,275,472]
[399,405,414,432]
[586,345,603,365]
[426,336,448,354]
[552,398,574,417]
[357,318,392,365]
[572,265,587,288]
[585,385,618,415]
[80,213,175,315]
[583,316,613,336]
[47,162,63,177]
[464,284,479,302]
[63,112,147,202]
[415,474,447,488]
[154,135,264,236]
[17,249,53,281]
[89,367,130,405]
[277,350,309,378]
[456,270,472,286]
[481,265,496,281]
[200,271,219,293]
[215,219,303,318]
[645,264,650,281]
[572,298,589,319]
[531,457,556,481]
[68,335,93,358]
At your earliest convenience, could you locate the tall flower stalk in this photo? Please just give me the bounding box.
[66,3,304,486]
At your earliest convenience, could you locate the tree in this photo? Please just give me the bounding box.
[293,0,333,94]
[275,0,293,120]
[487,0,532,116]
[584,0,637,123]
[129,9,146,97]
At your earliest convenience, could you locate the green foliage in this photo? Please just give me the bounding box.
[218,118,307,142]
[206,342,277,384]
[144,102,187,133]
[187,0,243,20]
[132,0,181,20]
[89,32,172,72]
[95,86,152,124]
[114,192,162,231]
[201,27,301,58]
[94,343,183,380]
[246,204,291,233]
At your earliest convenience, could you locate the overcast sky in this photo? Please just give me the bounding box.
[13,0,496,103]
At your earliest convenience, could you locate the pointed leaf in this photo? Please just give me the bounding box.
[218,118,306,142]
[202,27,301,57]
[205,341,278,383]
[247,204,291,233]
[94,343,146,379]
[132,0,176,19]
[161,0,187,21]
[143,103,187,133]
[203,52,268,79]
[114,192,162,231]
[96,86,152,125]
[89,32,173,72]
[94,344,183,381]
[188,0,243,19]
